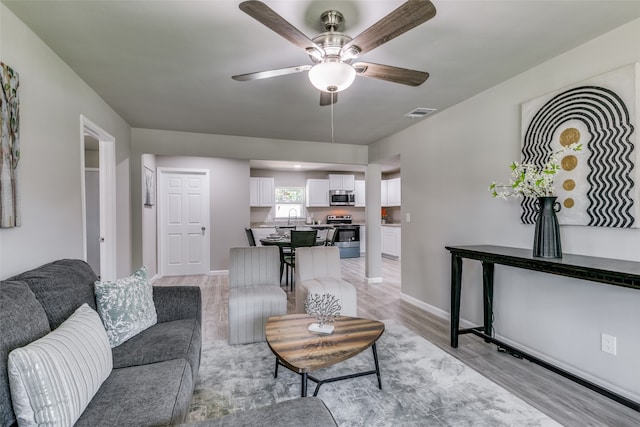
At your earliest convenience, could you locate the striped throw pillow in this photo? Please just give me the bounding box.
[7,304,112,427]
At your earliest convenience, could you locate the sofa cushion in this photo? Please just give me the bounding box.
[94,266,157,347]
[11,259,98,329]
[76,359,193,427]
[112,318,201,380]
[8,304,112,427]
[0,280,51,427]
[153,286,202,324]
[179,397,338,427]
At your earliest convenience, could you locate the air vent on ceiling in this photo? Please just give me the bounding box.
[404,107,437,118]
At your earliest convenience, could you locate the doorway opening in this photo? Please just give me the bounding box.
[81,115,116,281]
[380,155,402,283]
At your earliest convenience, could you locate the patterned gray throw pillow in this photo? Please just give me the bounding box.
[94,266,157,348]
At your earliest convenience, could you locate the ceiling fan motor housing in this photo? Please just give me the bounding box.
[320,10,344,32]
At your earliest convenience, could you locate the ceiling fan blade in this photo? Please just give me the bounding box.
[320,91,338,106]
[353,62,429,86]
[342,0,436,57]
[232,65,312,81]
[239,1,324,56]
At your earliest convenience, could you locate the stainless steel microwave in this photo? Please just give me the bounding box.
[329,190,355,206]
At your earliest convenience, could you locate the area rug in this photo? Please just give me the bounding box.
[188,319,561,426]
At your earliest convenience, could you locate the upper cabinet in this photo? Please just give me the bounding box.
[354,180,366,207]
[250,177,275,207]
[306,179,330,207]
[386,177,401,206]
[381,180,388,206]
[381,177,401,207]
[329,174,355,191]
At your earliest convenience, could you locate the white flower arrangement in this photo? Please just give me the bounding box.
[489,143,582,199]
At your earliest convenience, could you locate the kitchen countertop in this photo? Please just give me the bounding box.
[251,222,384,227]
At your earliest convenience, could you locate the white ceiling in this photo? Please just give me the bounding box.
[5,0,640,149]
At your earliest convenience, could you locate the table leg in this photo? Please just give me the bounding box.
[274,358,279,378]
[372,343,382,390]
[301,373,308,397]
[482,261,495,342]
[450,254,463,348]
[279,247,285,283]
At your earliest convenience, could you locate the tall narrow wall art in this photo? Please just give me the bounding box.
[1,62,20,228]
[521,63,639,228]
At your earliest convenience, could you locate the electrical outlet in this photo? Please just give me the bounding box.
[601,333,617,356]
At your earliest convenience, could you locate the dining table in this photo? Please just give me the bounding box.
[260,235,326,289]
[259,235,326,248]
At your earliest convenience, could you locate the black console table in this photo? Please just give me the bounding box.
[446,245,640,411]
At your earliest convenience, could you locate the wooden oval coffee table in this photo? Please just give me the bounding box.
[265,314,385,397]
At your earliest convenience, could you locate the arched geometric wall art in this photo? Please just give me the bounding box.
[520,63,639,228]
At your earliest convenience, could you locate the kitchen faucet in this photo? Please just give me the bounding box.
[287,208,297,226]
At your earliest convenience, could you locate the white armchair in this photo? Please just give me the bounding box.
[228,246,287,344]
[294,246,357,317]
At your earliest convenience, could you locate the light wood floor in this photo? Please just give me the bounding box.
[155,257,640,427]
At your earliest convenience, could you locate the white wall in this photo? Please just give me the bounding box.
[131,128,368,270]
[370,17,640,401]
[154,156,250,272]
[141,153,157,277]
[0,5,132,279]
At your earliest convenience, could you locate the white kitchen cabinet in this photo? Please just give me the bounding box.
[386,178,401,206]
[306,179,330,207]
[381,225,401,259]
[381,180,388,206]
[359,225,366,255]
[354,180,366,207]
[329,174,355,191]
[381,178,401,207]
[250,177,274,207]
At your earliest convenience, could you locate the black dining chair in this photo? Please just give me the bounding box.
[245,228,256,246]
[283,230,317,290]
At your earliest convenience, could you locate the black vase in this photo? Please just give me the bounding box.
[532,196,562,258]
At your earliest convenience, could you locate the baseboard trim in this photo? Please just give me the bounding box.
[402,293,640,404]
[400,293,475,329]
[494,334,640,404]
[209,269,229,276]
[366,277,383,284]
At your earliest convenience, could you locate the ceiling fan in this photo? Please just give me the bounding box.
[232,0,437,106]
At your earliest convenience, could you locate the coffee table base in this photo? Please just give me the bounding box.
[274,343,382,397]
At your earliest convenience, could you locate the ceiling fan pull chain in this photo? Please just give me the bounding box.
[331,92,335,144]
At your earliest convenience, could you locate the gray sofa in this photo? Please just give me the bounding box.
[1,259,337,427]
[1,259,202,427]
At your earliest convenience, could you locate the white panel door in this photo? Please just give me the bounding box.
[160,169,210,276]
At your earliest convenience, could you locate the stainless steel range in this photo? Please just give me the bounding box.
[327,215,360,258]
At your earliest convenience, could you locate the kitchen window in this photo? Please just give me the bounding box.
[275,187,304,219]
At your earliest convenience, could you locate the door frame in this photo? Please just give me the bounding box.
[157,167,210,277]
[80,115,117,281]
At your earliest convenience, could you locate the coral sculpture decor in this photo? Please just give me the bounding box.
[304,293,341,334]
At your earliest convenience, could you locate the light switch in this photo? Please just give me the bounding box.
[405,213,411,223]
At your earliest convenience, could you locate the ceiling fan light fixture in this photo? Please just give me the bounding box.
[308,62,356,93]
